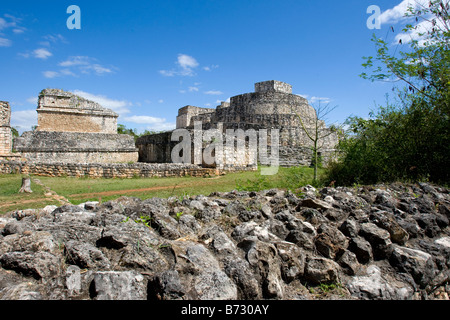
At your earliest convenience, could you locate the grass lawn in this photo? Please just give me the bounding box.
[0,176,61,213]
[0,166,323,215]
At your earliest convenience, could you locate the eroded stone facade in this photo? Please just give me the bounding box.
[36,89,118,134]
[140,80,339,167]
[0,161,230,179]
[0,101,21,160]
[14,131,138,164]
[14,89,138,164]
[0,101,12,155]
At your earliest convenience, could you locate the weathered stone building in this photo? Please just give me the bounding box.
[36,89,118,134]
[14,89,138,164]
[0,102,12,156]
[137,80,338,167]
[0,101,21,160]
[2,81,338,177]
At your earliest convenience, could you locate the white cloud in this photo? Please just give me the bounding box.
[159,69,176,77]
[160,54,200,77]
[3,14,21,26]
[158,99,164,103]
[178,54,199,70]
[89,64,112,74]
[204,90,223,95]
[26,96,38,105]
[310,96,332,104]
[0,15,25,37]
[0,18,7,30]
[13,27,27,34]
[379,0,448,45]
[43,34,66,44]
[203,65,219,71]
[42,69,77,78]
[0,16,17,31]
[188,86,199,92]
[33,48,52,59]
[379,0,427,25]
[149,124,175,132]
[0,37,12,47]
[394,18,430,44]
[59,56,90,67]
[124,115,176,132]
[71,90,132,116]
[124,115,167,124]
[146,123,176,132]
[10,110,37,132]
[43,71,59,78]
[56,56,114,76]
[0,15,25,48]
[60,69,77,77]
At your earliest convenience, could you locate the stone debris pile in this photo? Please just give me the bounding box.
[0,182,449,300]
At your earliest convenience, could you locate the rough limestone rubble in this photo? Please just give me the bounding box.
[0,182,449,300]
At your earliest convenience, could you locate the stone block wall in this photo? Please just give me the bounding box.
[0,101,14,156]
[229,92,314,117]
[16,151,138,164]
[14,131,139,164]
[0,127,12,155]
[136,129,259,169]
[255,80,293,94]
[0,161,256,179]
[176,106,215,129]
[0,101,11,126]
[36,89,118,134]
[136,131,174,163]
[37,111,117,134]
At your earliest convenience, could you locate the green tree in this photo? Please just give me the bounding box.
[361,0,449,108]
[293,102,341,182]
[117,124,139,141]
[328,0,449,185]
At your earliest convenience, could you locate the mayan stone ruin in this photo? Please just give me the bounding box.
[35,88,118,134]
[0,101,20,161]
[137,80,339,168]
[1,81,339,175]
[13,89,138,164]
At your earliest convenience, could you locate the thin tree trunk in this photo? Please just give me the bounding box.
[313,141,318,182]
[19,177,33,193]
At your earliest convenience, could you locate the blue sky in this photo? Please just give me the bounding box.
[0,0,421,134]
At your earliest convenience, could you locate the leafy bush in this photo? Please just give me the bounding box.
[326,0,449,186]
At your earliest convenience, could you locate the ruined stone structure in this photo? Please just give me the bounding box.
[0,101,21,160]
[14,90,138,164]
[2,81,338,178]
[36,89,118,134]
[0,161,221,179]
[137,80,338,167]
[0,102,12,156]
[136,129,258,170]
